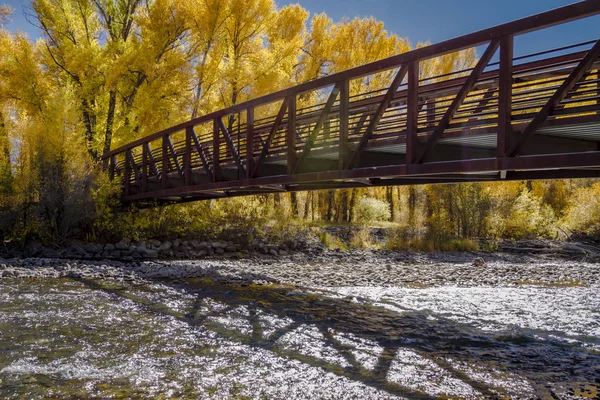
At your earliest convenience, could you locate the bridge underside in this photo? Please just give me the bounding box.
[103,2,600,206]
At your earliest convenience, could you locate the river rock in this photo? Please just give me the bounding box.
[143,249,159,259]
[159,241,172,252]
[149,239,161,248]
[104,243,115,251]
[115,241,129,250]
[472,257,487,267]
[83,243,103,254]
[110,250,122,258]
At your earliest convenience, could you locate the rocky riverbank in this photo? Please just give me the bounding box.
[1,247,599,288]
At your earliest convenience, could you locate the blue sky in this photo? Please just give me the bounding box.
[2,0,599,59]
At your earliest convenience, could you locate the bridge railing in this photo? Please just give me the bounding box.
[102,1,600,201]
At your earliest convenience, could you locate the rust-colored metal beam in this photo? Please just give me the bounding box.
[339,80,350,169]
[246,107,255,179]
[287,95,297,174]
[497,35,514,158]
[406,61,419,164]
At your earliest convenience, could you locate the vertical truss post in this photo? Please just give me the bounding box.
[287,95,297,174]
[246,107,254,179]
[406,61,419,165]
[213,118,221,182]
[185,126,193,186]
[109,155,116,180]
[161,135,169,190]
[497,35,513,158]
[124,151,131,196]
[142,143,148,192]
[339,79,350,169]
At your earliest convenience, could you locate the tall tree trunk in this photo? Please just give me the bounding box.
[386,187,395,221]
[326,190,334,222]
[103,90,117,156]
[408,186,417,227]
[290,192,298,218]
[82,99,97,159]
[341,190,349,223]
[348,189,357,223]
[304,192,311,220]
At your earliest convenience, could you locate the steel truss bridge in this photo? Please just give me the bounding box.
[103,1,600,204]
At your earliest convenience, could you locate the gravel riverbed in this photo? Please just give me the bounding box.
[1,249,599,287]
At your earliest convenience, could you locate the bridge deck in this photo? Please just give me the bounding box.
[102,1,600,204]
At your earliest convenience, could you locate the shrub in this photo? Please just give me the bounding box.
[319,231,347,250]
[349,228,377,249]
[561,182,600,236]
[501,189,557,239]
[354,197,391,224]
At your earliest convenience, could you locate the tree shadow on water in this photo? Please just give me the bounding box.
[75,275,600,399]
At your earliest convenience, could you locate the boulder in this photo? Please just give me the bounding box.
[43,249,60,258]
[24,243,44,257]
[104,243,115,251]
[115,241,129,250]
[159,241,172,252]
[83,243,103,254]
[150,239,162,248]
[472,257,487,267]
[225,245,237,252]
[110,250,122,259]
[143,249,159,259]
[214,247,225,255]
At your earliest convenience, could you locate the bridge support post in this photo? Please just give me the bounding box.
[109,155,116,180]
[246,108,254,179]
[406,61,419,165]
[287,95,297,174]
[161,135,169,190]
[339,79,349,169]
[185,126,193,186]
[213,118,221,182]
[124,150,132,196]
[142,143,148,192]
[497,35,513,158]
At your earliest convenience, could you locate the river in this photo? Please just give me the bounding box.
[0,274,599,399]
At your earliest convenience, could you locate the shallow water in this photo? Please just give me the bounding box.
[0,276,599,399]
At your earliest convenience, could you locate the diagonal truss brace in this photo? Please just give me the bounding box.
[217,119,246,176]
[507,38,600,157]
[126,149,143,186]
[251,98,288,178]
[292,84,340,174]
[189,127,214,183]
[414,38,500,164]
[346,64,409,169]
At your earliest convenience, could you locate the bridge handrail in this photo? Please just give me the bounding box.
[102,0,600,159]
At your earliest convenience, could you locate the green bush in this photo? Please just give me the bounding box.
[561,182,600,236]
[501,189,557,239]
[354,197,391,224]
